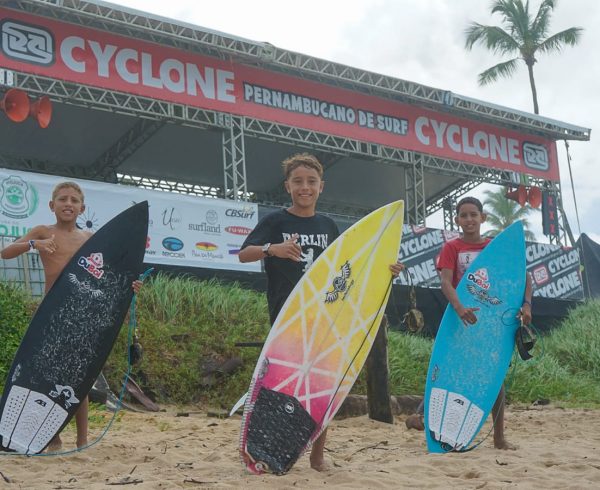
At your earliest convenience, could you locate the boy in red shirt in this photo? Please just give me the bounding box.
[407,196,532,450]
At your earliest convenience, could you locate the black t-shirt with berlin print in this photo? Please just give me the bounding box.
[241,209,340,325]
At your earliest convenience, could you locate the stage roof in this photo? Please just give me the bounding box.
[0,0,591,224]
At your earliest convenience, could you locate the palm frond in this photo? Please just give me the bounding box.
[537,27,584,54]
[477,58,520,85]
[531,0,556,38]
[465,24,520,55]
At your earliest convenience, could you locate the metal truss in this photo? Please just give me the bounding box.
[0,152,89,178]
[14,0,590,142]
[13,0,265,62]
[405,157,426,225]
[117,173,222,198]
[9,70,223,130]
[1,71,576,238]
[222,115,249,201]
[91,118,165,182]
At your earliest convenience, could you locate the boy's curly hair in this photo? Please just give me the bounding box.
[282,153,324,180]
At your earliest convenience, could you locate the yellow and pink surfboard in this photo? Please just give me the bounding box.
[239,200,404,474]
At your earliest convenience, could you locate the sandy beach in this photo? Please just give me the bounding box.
[2,405,599,489]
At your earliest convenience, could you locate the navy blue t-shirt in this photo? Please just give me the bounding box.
[241,209,339,324]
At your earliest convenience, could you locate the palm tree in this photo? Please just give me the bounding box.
[482,187,537,240]
[465,0,583,114]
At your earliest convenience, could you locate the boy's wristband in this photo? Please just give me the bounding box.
[522,299,531,307]
[28,239,35,250]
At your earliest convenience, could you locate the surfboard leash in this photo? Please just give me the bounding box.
[0,268,154,458]
[317,278,393,431]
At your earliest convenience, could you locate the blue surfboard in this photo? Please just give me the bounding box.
[424,221,526,453]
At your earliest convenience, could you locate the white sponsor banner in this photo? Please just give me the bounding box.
[0,168,259,272]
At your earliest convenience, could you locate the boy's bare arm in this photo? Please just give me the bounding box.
[440,268,479,325]
[238,235,301,263]
[519,272,533,325]
[0,225,53,260]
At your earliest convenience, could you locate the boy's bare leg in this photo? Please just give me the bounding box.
[309,428,328,471]
[492,386,516,450]
[75,396,89,448]
[46,434,62,452]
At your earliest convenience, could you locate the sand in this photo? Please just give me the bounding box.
[2,405,600,489]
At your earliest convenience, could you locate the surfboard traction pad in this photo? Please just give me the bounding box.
[428,387,485,451]
[245,387,317,475]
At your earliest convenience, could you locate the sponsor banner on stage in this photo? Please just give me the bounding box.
[0,8,558,181]
[395,225,583,300]
[0,168,260,272]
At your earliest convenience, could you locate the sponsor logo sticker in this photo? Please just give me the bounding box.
[225,225,252,236]
[195,242,218,251]
[162,236,184,251]
[77,252,104,279]
[0,19,55,66]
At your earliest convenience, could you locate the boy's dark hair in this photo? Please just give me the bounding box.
[282,153,324,180]
[456,196,483,213]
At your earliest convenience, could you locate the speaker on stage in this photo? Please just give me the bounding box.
[29,95,52,128]
[0,89,30,123]
[527,186,542,208]
[505,185,527,207]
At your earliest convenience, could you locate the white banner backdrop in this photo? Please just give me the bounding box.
[0,168,260,272]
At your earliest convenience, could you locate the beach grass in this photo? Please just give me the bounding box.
[102,274,600,408]
[1,275,599,409]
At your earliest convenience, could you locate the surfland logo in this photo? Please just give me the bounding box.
[325,261,354,303]
[0,175,39,219]
[0,19,55,66]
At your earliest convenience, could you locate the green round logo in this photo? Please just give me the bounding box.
[0,175,39,219]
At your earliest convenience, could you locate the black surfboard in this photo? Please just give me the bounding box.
[0,201,148,453]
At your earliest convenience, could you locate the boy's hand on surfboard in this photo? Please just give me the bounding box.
[389,261,405,277]
[457,305,480,326]
[271,234,302,261]
[35,234,57,254]
[132,280,143,294]
[518,304,532,325]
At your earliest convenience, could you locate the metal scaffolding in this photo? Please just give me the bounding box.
[2,0,591,243]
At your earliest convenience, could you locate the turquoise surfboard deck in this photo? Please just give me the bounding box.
[424,221,526,453]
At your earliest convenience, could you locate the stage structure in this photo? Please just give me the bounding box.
[0,0,591,246]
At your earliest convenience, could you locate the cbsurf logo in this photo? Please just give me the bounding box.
[225,207,255,220]
[78,252,104,279]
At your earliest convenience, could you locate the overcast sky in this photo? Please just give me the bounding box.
[109,0,598,243]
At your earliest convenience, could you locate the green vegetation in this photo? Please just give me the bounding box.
[0,284,34,392]
[104,273,271,407]
[1,275,599,409]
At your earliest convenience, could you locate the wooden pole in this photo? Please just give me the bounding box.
[366,315,393,424]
